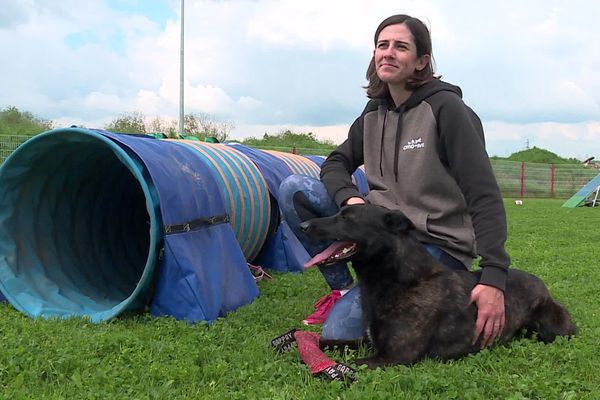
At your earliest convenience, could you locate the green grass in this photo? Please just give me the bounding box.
[1,199,599,399]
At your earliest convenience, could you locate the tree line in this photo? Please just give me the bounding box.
[0,106,53,137]
[0,106,337,153]
[0,106,235,142]
[103,111,235,143]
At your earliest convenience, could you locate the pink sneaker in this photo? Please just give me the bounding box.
[302,290,342,325]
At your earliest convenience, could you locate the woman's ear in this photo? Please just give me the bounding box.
[415,54,431,71]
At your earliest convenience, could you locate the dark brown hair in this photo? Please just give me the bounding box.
[365,14,436,99]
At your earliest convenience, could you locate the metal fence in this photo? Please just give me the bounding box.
[492,159,598,198]
[2,135,597,199]
[0,135,30,163]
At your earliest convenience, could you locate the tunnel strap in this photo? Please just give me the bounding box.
[164,214,230,235]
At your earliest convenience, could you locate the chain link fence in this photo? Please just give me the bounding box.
[2,135,597,199]
[1,135,31,164]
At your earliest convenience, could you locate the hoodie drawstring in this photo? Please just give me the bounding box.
[379,104,406,181]
[378,110,387,177]
[393,105,406,182]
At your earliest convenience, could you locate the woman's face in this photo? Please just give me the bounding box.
[374,23,429,88]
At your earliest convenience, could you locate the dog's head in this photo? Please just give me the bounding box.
[300,204,415,266]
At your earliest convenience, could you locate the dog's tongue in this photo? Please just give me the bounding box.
[304,241,355,268]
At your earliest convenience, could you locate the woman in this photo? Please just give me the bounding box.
[279,14,509,348]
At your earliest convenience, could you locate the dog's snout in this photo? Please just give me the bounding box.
[300,221,310,232]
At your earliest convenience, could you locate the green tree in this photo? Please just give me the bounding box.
[104,112,147,134]
[194,112,235,142]
[148,116,178,138]
[0,106,53,137]
[242,129,336,155]
[109,112,234,141]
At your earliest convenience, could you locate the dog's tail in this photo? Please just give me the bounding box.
[530,298,577,343]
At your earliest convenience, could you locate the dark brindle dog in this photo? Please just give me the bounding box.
[300,204,576,368]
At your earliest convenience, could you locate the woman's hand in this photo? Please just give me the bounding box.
[470,284,505,348]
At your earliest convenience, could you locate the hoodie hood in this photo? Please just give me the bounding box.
[381,79,463,181]
[389,79,463,111]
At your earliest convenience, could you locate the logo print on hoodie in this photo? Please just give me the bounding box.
[403,137,425,151]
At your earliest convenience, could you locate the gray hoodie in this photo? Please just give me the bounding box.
[320,79,510,291]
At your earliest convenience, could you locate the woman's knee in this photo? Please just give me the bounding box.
[278,175,320,214]
[279,175,337,219]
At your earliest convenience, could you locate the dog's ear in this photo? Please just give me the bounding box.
[383,210,415,233]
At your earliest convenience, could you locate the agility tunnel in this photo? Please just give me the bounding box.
[0,127,368,323]
[171,140,272,261]
[0,128,262,322]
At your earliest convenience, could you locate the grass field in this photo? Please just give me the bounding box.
[1,199,599,399]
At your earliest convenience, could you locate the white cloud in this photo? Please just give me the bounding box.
[134,90,163,115]
[584,123,600,141]
[238,96,262,110]
[0,2,31,28]
[186,84,235,114]
[485,121,599,159]
[83,92,128,112]
[483,122,524,142]
[245,0,370,50]
[1,0,599,159]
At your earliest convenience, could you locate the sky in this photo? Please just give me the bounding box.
[1,0,599,158]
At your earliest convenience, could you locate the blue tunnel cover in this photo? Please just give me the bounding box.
[99,131,259,322]
[0,128,258,323]
[226,143,311,273]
